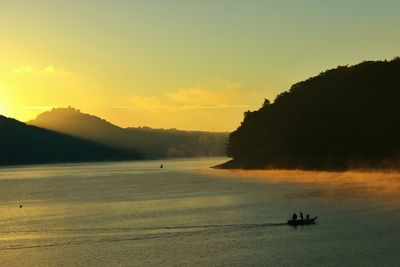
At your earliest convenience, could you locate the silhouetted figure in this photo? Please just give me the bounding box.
[160,164,163,168]
[292,213,298,220]
[306,214,310,219]
[300,212,304,221]
[19,205,23,208]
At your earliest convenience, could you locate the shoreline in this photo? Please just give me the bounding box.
[213,158,400,173]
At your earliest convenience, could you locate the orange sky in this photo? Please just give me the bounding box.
[1,1,400,131]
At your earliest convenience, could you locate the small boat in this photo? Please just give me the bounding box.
[287,216,317,226]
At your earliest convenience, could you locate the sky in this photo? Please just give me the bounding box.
[1,0,400,131]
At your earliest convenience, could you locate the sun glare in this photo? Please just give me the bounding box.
[0,105,6,116]
[0,100,8,116]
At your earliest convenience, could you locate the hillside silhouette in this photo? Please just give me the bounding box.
[28,108,228,158]
[0,115,143,166]
[220,58,400,170]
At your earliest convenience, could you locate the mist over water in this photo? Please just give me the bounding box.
[0,158,399,266]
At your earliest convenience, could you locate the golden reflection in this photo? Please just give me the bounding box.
[206,169,400,198]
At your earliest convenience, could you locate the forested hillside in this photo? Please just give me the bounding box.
[221,58,400,170]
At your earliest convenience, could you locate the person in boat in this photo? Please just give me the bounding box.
[292,213,298,220]
[299,211,304,221]
[306,214,310,220]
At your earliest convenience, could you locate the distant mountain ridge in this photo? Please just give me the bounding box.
[28,107,228,158]
[0,115,142,166]
[220,58,400,170]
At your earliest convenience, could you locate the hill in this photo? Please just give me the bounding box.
[220,58,400,170]
[28,107,228,158]
[0,115,142,166]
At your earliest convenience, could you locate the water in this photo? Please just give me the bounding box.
[0,158,399,266]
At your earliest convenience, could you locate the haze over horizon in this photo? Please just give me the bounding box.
[1,0,400,131]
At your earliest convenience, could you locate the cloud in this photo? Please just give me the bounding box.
[24,106,57,110]
[109,82,264,131]
[115,82,260,112]
[13,66,34,74]
[166,88,225,105]
[41,65,71,77]
[166,84,258,109]
[180,104,248,110]
[9,65,73,79]
[114,96,167,111]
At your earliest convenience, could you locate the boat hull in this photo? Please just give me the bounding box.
[287,216,317,226]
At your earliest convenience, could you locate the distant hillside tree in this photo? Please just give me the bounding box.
[28,107,228,158]
[0,116,142,166]
[223,58,400,170]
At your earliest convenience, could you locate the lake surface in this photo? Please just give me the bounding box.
[1,158,400,266]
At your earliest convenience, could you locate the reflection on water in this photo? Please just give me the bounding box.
[0,158,399,266]
[0,222,288,251]
[206,169,400,198]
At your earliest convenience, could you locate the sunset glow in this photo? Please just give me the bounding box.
[0,105,6,116]
[1,1,400,130]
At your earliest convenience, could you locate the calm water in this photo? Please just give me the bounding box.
[0,158,400,266]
